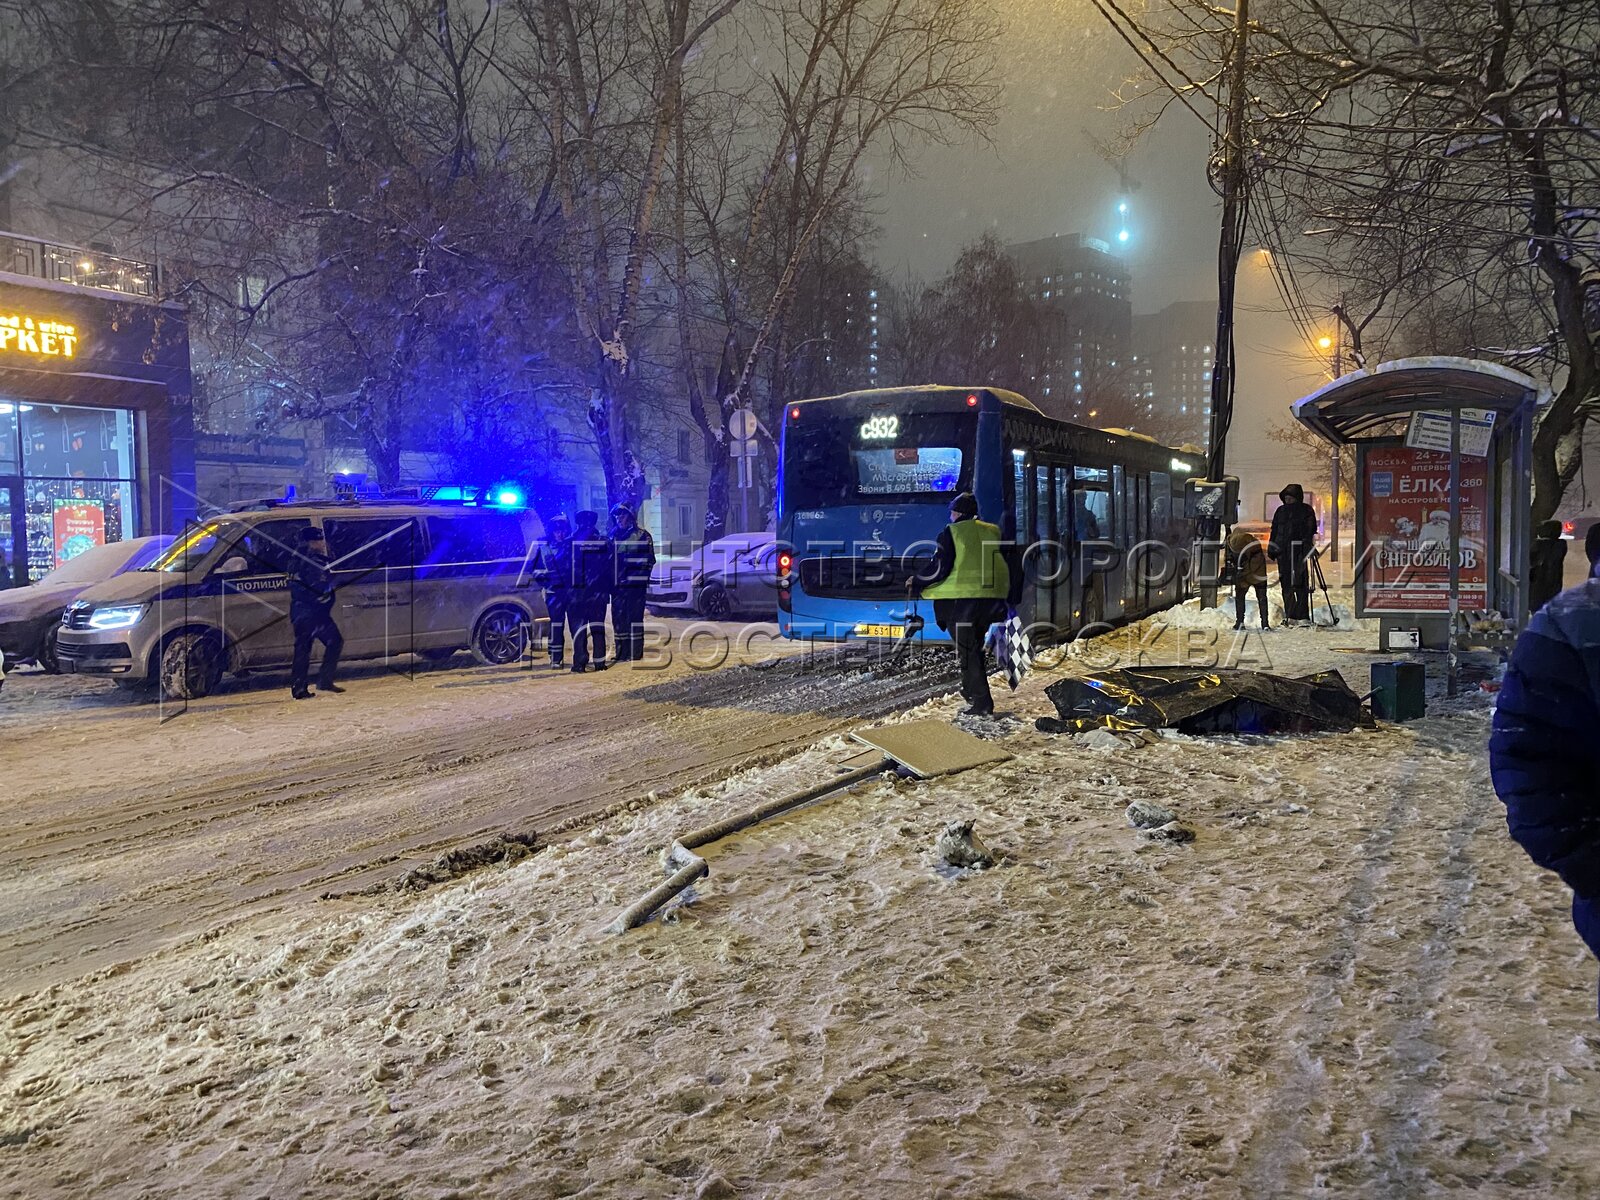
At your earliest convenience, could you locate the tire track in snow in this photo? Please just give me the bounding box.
[0,646,959,997]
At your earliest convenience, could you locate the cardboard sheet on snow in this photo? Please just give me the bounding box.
[1037,666,1371,736]
[852,719,1013,777]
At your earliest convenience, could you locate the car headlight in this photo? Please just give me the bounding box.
[86,604,147,631]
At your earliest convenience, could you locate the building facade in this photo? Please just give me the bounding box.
[0,233,194,586]
[1006,233,1132,421]
[1131,300,1216,443]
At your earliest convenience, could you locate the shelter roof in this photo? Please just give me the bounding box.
[1292,356,1547,444]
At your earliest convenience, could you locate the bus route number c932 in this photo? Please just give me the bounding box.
[859,414,900,440]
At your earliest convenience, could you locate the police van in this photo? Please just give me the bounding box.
[55,499,545,698]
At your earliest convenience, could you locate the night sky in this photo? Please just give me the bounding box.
[869,3,1323,509]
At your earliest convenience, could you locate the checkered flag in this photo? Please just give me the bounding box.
[989,608,1034,691]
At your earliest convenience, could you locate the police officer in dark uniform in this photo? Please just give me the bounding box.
[608,502,656,663]
[533,514,575,668]
[569,510,611,671]
[912,491,1010,717]
[288,525,344,699]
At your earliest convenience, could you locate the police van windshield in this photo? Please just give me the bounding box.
[146,520,236,573]
[784,410,972,509]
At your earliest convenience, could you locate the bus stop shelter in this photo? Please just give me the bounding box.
[1292,357,1547,674]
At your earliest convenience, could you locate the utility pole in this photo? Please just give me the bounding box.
[1206,0,1249,485]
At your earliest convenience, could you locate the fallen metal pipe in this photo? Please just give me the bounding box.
[606,759,889,934]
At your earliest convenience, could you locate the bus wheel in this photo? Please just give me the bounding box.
[160,632,225,699]
[472,607,528,665]
[1078,583,1104,635]
[699,585,733,620]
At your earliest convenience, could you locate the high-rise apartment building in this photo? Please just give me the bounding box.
[1005,233,1132,421]
[1131,300,1216,442]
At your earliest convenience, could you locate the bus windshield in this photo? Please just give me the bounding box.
[785,410,972,508]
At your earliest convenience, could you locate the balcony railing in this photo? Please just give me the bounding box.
[0,230,160,298]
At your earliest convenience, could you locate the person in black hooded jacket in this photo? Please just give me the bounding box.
[1529,519,1568,613]
[1268,483,1319,624]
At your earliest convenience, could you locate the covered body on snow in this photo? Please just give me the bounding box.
[1037,665,1371,736]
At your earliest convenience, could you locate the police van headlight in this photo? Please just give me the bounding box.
[87,604,147,631]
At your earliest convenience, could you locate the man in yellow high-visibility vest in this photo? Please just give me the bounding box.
[912,491,1010,717]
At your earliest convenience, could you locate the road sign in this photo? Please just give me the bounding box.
[728,408,758,441]
[729,438,758,458]
[1404,408,1495,458]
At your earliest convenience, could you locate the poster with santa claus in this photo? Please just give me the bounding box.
[53,499,107,567]
[1358,444,1488,614]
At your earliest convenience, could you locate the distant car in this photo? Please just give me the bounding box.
[1561,515,1597,543]
[0,535,174,673]
[648,532,776,619]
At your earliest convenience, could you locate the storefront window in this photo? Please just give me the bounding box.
[0,401,16,472]
[0,401,139,580]
[22,404,135,480]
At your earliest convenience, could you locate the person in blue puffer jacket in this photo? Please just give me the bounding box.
[1490,570,1600,1013]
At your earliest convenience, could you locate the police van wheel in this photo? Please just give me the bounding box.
[699,586,733,620]
[159,632,225,699]
[472,608,528,666]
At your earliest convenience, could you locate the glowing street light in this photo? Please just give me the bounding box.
[1317,336,1334,350]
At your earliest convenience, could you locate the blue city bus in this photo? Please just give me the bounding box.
[775,386,1201,642]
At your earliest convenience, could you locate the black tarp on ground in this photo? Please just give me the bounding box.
[1038,666,1372,736]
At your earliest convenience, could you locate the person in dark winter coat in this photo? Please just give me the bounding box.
[1491,577,1600,1013]
[288,525,344,699]
[1529,520,1568,613]
[911,491,1010,718]
[533,515,576,668]
[608,503,656,663]
[569,510,612,671]
[1268,483,1319,624]
[1225,526,1271,630]
[1586,524,1600,576]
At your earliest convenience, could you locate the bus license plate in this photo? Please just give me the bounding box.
[854,623,904,639]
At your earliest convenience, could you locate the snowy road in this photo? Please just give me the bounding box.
[4,602,1598,1197]
[0,621,957,996]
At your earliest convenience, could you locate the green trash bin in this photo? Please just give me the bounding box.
[1371,661,1426,722]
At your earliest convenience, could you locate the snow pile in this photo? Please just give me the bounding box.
[1162,596,1263,630]
[1,624,1596,1197]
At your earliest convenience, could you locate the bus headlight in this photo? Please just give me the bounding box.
[87,604,147,631]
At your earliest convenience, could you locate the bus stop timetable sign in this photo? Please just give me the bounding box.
[1404,408,1495,457]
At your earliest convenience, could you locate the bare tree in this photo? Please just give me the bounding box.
[671,0,1002,535]
[12,0,575,490]
[1097,0,1600,522]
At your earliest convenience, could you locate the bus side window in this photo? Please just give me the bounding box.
[1072,466,1109,540]
[1150,471,1171,543]
[1013,454,1028,541]
[1113,465,1127,545]
[1034,467,1053,542]
[1055,471,1073,543]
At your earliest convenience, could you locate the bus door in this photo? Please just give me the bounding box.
[1129,473,1151,614]
[1070,467,1112,628]
[1108,465,1129,621]
[1033,464,1065,628]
